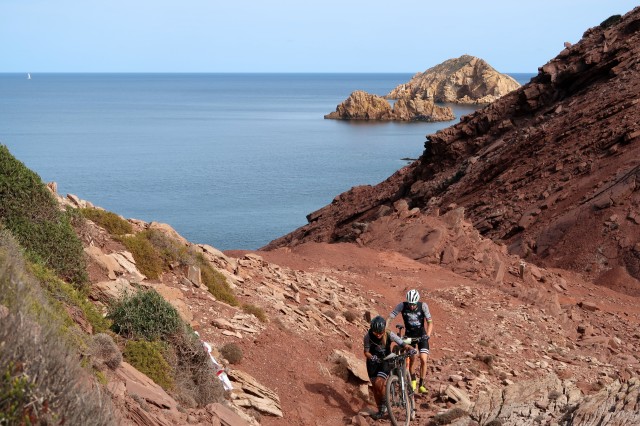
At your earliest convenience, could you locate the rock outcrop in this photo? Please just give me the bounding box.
[386,54,521,104]
[324,90,454,122]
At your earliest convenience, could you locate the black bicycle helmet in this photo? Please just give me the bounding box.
[370,315,386,333]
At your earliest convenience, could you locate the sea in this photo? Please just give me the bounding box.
[0,73,535,250]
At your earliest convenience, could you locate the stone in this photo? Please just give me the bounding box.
[206,403,249,426]
[228,369,282,417]
[115,361,178,410]
[578,301,600,312]
[331,349,369,382]
[445,385,472,411]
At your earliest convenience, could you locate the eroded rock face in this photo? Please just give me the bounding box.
[386,54,521,104]
[324,90,393,120]
[324,90,454,122]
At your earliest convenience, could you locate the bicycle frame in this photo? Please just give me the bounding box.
[383,350,415,426]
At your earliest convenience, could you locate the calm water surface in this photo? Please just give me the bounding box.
[0,73,534,249]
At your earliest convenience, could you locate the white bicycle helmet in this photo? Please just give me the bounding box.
[406,289,420,304]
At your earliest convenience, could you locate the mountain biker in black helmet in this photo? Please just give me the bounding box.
[387,289,433,394]
[364,315,413,420]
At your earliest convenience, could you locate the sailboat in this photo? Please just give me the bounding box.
[27,73,31,80]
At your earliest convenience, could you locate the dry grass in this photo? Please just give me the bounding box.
[91,333,122,370]
[0,229,116,425]
[220,342,243,365]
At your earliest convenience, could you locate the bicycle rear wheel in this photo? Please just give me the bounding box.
[385,374,410,426]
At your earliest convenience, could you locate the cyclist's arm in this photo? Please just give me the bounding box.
[363,334,376,361]
[426,319,433,338]
[386,302,404,329]
[423,302,434,338]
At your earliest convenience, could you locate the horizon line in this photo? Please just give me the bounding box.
[1,70,538,75]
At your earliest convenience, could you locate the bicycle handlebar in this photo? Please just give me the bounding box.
[383,351,414,364]
[406,335,430,344]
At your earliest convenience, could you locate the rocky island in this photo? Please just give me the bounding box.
[386,54,521,104]
[325,55,520,122]
[323,90,455,122]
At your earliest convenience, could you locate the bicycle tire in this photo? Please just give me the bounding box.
[404,369,416,420]
[385,374,411,426]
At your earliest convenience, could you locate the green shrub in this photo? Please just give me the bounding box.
[145,229,195,267]
[30,262,110,334]
[124,340,174,389]
[220,342,243,364]
[120,233,164,279]
[108,289,181,340]
[0,362,35,425]
[94,370,108,385]
[0,145,88,287]
[119,229,239,306]
[242,303,267,323]
[199,257,238,306]
[80,207,132,236]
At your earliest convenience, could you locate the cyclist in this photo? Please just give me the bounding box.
[364,315,413,420]
[387,289,433,394]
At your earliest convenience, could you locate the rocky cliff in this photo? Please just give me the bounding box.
[324,90,455,122]
[386,54,521,104]
[265,9,640,295]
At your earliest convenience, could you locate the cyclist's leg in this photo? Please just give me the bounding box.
[372,376,385,406]
[408,342,419,390]
[418,338,430,392]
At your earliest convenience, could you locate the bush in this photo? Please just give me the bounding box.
[0,362,34,425]
[343,310,357,323]
[108,289,181,340]
[167,329,225,407]
[120,233,164,280]
[219,343,243,364]
[80,207,132,236]
[120,229,239,306]
[145,229,196,267]
[199,257,238,306]
[0,230,116,425]
[30,262,110,334]
[124,340,174,389]
[474,354,495,367]
[242,303,267,323]
[322,309,337,319]
[0,145,88,287]
[92,333,122,370]
[600,14,621,29]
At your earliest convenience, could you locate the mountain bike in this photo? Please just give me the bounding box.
[383,325,417,426]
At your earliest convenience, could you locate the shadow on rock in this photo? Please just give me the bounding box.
[304,382,359,418]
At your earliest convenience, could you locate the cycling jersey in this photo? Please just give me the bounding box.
[389,301,431,337]
[363,330,404,379]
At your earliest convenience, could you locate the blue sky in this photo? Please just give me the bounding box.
[2,1,637,73]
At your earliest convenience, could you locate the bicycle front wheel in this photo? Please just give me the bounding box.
[404,369,415,420]
[386,374,411,426]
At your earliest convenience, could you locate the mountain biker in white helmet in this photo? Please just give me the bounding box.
[364,315,414,420]
[386,289,433,394]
